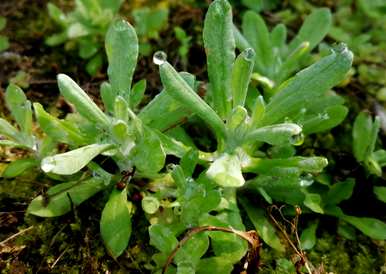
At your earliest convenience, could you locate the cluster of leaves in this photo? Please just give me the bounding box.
[46,0,125,75]
[46,0,169,75]
[1,0,386,273]
[329,0,386,98]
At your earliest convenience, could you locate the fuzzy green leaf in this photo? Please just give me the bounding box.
[159,62,226,140]
[57,74,110,127]
[106,19,138,101]
[34,103,86,146]
[262,45,353,125]
[132,128,165,174]
[203,0,235,118]
[41,144,114,175]
[231,48,255,107]
[246,123,302,145]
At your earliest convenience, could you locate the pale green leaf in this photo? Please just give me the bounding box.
[41,144,114,175]
[106,19,138,100]
[203,0,235,118]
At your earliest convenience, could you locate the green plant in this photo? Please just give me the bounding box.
[352,112,386,203]
[2,1,386,272]
[0,84,53,178]
[46,0,125,75]
[174,26,192,69]
[329,0,386,98]
[132,5,169,56]
[0,16,10,52]
[233,8,332,92]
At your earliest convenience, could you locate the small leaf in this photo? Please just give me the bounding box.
[2,158,38,178]
[114,96,129,121]
[300,221,318,250]
[0,118,21,142]
[149,224,178,254]
[106,19,138,101]
[231,48,255,107]
[303,192,324,213]
[374,186,386,203]
[206,153,244,187]
[100,188,132,258]
[174,233,209,267]
[196,257,233,274]
[288,8,332,53]
[142,196,160,214]
[85,53,103,76]
[41,144,114,175]
[47,3,67,27]
[353,112,380,162]
[28,177,107,217]
[326,179,355,205]
[34,103,85,146]
[100,82,116,113]
[132,128,165,174]
[250,95,265,126]
[180,149,199,177]
[5,84,32,135]
[130,80,146,109]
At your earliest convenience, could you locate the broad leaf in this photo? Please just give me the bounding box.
[28,177,107,217]
[106,19,138,101]
[100,188,132,258]
[203,0,235,117]
[2,158,38,178]
[262,45,353,126]
[41,143,114,175]
[149,224,178,254]
[132,128,165,174]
